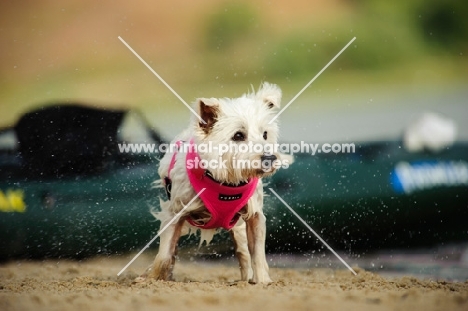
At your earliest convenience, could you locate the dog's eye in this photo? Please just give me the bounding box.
[232,131,245,141]
[263,131,267,140]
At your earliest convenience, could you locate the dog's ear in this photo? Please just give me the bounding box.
[196,98,219,134]
[257,82,281,109]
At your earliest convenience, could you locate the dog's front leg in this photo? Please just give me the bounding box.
[136,216,185,282]
[230,220,252,281]
[246,211,272,284]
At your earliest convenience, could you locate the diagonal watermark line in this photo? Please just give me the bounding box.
[118,36,206,124]
[269,36,356,124]
[117,188,206,276]
[268,188,357,275]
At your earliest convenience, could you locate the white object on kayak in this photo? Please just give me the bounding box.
[403,112,457,153]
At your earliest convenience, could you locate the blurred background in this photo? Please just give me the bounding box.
[1,0,467,142]
[1,0,467,279]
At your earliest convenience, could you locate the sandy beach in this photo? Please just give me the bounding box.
[1,254,467,311]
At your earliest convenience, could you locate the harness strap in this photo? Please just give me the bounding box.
[164,140,183,200]
[167,140,183,179]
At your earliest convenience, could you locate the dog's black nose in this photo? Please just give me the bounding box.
[261,154,277,162]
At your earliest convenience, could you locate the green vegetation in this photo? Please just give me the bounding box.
[204,2,258,50]
[417,0,468,51]
[202,1,467,83]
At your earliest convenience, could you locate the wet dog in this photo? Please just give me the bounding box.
[136,82,288,284]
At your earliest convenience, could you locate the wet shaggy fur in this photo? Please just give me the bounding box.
[136,82,286,284]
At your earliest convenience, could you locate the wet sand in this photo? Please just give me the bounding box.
[1,254,467,311]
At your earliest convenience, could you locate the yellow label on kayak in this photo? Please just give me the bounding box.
[0,189,26,213]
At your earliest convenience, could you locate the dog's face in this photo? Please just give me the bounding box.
[192,82,283,185]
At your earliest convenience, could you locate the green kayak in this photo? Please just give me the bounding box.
[266,142,468,253]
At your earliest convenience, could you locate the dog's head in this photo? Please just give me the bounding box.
[192,82,289,185]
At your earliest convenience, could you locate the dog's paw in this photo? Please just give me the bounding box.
[133,275,148,284]
[249,275,273,285]
[249,279,273,285]
[134,260,174,283]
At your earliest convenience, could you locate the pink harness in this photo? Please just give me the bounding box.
[165,140,258,230]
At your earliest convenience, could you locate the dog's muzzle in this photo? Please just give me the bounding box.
[261,153,277,162]
[260,153,277,172]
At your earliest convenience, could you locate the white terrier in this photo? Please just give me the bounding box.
[136,82,287,284]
